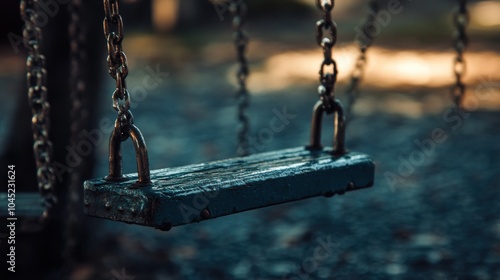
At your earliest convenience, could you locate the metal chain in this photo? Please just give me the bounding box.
[316,0,338,114]
[229,0,250,157]
[20,0,57,217]
[451,0,468,108]
[63,0,87,272]
[103,0,134,139]
[345,0,379,122]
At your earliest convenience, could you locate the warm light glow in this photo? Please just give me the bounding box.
[471,1,500,27]
[391,53,432,85]
[237,46,500,94]
[153,0,178,31]
[365,49,453,88]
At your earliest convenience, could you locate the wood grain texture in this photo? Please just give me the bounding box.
[84,147,375,230]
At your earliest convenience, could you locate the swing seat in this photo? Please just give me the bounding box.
[83,147,374,231]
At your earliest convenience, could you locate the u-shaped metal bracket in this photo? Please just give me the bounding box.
[106,122,151,186]
[308,99,346,155]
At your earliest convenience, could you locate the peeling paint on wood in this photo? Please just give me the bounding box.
[84,147,375,230]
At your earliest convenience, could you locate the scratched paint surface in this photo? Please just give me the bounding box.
[84,148,374,229]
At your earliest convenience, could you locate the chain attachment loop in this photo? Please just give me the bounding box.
[308,100,346,155]
[103,0,150,185]
[309,0,346,155]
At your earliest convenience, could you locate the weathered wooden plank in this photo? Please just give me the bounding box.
[0,193,44,217]
[84,147,375,230]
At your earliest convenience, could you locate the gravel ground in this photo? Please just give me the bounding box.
[77,77,500,280]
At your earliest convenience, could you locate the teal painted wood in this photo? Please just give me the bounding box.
[84,147,375,230]
[0,193,44,217]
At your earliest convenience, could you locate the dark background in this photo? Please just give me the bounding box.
[0,0,499,279]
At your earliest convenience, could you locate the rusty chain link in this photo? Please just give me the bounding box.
[308,0,347,154]
[345,0,379,122]
[103,0,133,139]
[229,0,250,157]
[103,0,150,184]
[316,0,338,114]
[21,0,57,217]
[451,0,468,108]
